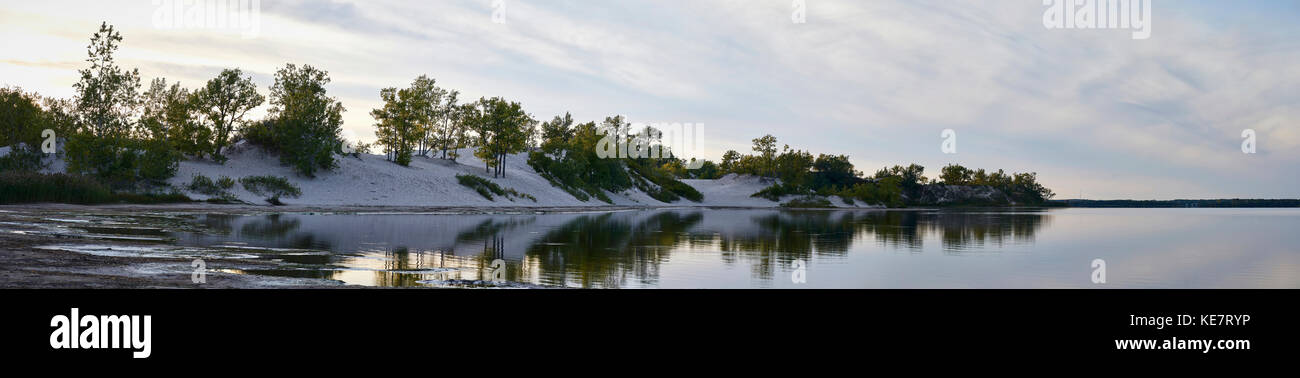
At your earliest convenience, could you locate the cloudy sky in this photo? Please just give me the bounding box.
[2,0,1297,199]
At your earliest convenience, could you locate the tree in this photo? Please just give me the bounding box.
[195,68,263,162]
[939,164,973,185]
[468,97,533,178]
[540,112,575,154]
[751,134,777,177]
[72,22,141,140]
[264,64,345,177]
[66,22,146,184]
[0,88,50,171]
[812,154,860,188]
[404,75,440,158]
[134,78,190,180]
[773,145,814,187]
[0,87,47,149]
[874,164,927,198]
[720,150,740,173]
[370,83,425,166]
[140,78,205,152]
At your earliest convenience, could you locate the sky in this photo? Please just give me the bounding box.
[1,0,1297,199]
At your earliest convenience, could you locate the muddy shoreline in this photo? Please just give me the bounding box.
[0,206,351,288]
[0,232,348,289]
[0,203,895,289]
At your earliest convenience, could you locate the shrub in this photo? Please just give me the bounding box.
[216,176,236,190]
[752,183,808,202]
[188,174,239,202]
[188,175,219,195]
[239,175,301,205]
[256,64,347,177]
[0,146,45,172]
[455,174,535,202]
[626,160,702,203]
[0,171,192,205]
[0,171,112,204]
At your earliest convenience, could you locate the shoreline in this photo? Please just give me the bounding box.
[0,202,902,215]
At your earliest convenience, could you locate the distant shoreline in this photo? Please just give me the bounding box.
[1048,199,1300,208]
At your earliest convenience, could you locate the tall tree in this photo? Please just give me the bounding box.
[405,75,441,158]
[751,134,778,177]
[265,64,345,177]
[370,84,424,166]
[0,88,50,171]
[195,68,264,162]
[73,22,141,139]
[469,97,532,178]
[539,112,575,154]
[66,22,144,182]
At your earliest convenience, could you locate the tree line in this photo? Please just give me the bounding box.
[690,134,1055,206]
[1,22,348,189]
[370,76,539,179]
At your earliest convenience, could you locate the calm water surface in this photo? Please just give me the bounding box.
[162,208,1300,288]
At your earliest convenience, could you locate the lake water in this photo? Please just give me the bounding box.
[162,208,1300,288]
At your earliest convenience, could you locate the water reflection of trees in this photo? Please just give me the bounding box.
[522,212,703,288]
[190,210,1050,288]
[518,209,1049,287]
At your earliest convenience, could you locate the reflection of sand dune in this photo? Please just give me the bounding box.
[178,209,1052,287]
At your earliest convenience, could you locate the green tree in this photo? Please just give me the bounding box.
[0,88,50,171]
[66,22,143,182]
[370,82,426,166]
[404,75,440,158]
[773,145,813,187]
[468,97,533,178]
[751,134,778,177]
[939,164,973,185]
[811,154,860,188]
[264,64,345,177]
[195,68,264,162]
[72,22,141,140]
[0,88,47,149]
[540,112,575,154]
[720,150,740,173]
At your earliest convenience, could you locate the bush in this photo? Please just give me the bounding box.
[0,171,192,205]
[0,146,45,172]
[626,160,702,203]
[188,175,219,194]
[0,171,112,204]
[456,174,536,202]
[64,134,180,189]
[752,183,808,202]
[255,64,347,177]
[216,176,236,190]
[188,175,239,202]
[838,178,904,208]
[239,175,301,205]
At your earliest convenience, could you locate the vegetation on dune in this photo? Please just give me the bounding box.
[696,133,1054,207]
[0,23,341,205]
[187,174,238,202]
[239,175,301,205]
[526,114,701,204]
[455,174,537,202]
[371,76,538,180]
[241,64,346,177]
